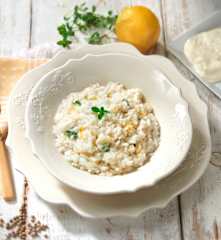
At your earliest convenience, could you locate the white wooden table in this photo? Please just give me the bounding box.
[1,0,221,239]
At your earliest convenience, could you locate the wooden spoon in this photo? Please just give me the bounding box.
[0,123,15,201]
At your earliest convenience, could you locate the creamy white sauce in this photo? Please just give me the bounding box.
[184,28,221,83]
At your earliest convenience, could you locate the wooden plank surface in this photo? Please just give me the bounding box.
[1,0,221,239]
[0,0,183,239]
[162,0,221,239]
[0,0,31,55]
[0,0,31,238]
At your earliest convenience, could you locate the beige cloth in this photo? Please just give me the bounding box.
[0,58,47,117]
[0,58,47,96]
[0,58,47,195]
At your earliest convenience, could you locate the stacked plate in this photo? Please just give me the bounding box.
[7,43,211,218]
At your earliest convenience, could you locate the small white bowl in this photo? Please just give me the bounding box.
[25,53,192,194]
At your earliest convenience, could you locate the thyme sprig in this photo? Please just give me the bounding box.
[57,2,118,48]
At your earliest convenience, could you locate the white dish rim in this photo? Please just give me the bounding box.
[24,52,193,194]
[6,43,211,218]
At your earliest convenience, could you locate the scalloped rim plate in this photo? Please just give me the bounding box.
[25,53,192,194]
[7,43,211,218]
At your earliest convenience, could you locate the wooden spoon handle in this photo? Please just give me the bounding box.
[0,140,15,201]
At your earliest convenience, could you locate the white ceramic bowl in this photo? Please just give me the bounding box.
[25,53,192,194]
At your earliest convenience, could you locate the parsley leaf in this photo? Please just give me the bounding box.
[64,128,78,140]
[57,39,72,48]
[88,32,104,44]
[98,112,104,120]
[91,106,110,120]
[101,143,110,152]
[100,106,109,113]
[91,106,100,112]
[73,100,81,106]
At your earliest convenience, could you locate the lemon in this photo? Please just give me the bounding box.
[116,6,160,54]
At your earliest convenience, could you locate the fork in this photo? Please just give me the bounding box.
[0,104,15,201]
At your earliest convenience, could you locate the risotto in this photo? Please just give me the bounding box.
[53,82,160,176]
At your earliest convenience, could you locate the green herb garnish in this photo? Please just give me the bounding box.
[101,143,110,152]
[57,24,74,47]
[57,2,118,48]
[73,100,81,106]
[88,32,106,44]
[91,106,110,120]
[64,128,78,140]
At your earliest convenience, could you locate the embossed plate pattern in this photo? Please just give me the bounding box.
[25,53,192,194]
[7,43,211,218]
